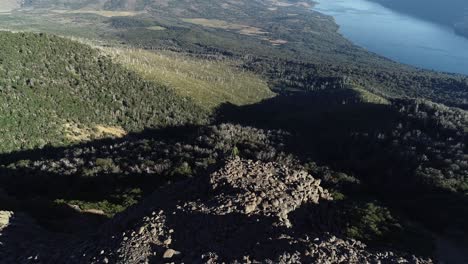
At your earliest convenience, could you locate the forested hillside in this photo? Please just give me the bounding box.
[0,32,206,153]
[9,0,468,109]
[1,86,466,262]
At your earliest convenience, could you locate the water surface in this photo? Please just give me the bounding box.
[314,0,468,75]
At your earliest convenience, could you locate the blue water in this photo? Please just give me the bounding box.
[314,0,468,75]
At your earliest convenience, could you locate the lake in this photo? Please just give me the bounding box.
[313,0,468,75]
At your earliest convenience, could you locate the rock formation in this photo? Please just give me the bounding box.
[0,159,432,263]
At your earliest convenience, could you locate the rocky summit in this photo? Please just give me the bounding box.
[1,159,432,263]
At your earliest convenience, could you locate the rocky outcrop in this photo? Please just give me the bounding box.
[207,159,332,227]
[0,211,13,231]
[64,158,431,264]
[0,159,433,263]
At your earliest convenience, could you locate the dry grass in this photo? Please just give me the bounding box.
[146,26,166,31]
[353,87,390,105]
[52,9,142,17]
[269,1,293,7]
[182,18,268,36]
[64,122,127,142]
[268,0,311,8]
[95,125,127,137]
[103,48,275,110]
[268,39,288,46]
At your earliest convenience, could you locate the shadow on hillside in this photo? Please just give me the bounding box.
[0,125,203,164]
[0,125,209,232]
[0,166,433,263]
[0,88,466,260]
[0,89,390,230]
[85,172,341,263]
[216,89,402,175]
[0,169,348,263]
[213,89,468,238]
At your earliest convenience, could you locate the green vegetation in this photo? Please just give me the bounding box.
[218,88,467,254]
[0,124,289,219]
[105,48,274,109]
[54,187,141,217]
[346,202,401,240]
[341,201,434,256]
[0,31,206,153]
[5,0,468,109]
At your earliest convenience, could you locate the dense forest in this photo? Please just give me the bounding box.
[0,32,206,153]
[7,0,468,109]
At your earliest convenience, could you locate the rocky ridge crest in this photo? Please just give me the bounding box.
[67,158,431,263]
[0,159,432,263]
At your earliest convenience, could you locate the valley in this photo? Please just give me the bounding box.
[0,0,467,263]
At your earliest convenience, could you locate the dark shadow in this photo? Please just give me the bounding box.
[0,124,204,164]
[213,88,468,240]
[0,125,212,233]
[215,89,403,178]
[89,173,331,263]
[0,88,466,262]
[165,212,302,262]
[288,200,343,237]
[0,124,232,262]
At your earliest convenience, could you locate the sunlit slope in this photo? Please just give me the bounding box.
[106,48,275,110]
[0,32,206,153]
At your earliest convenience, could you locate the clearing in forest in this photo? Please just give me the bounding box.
[182,18,268,36]
[105,48,275,109]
